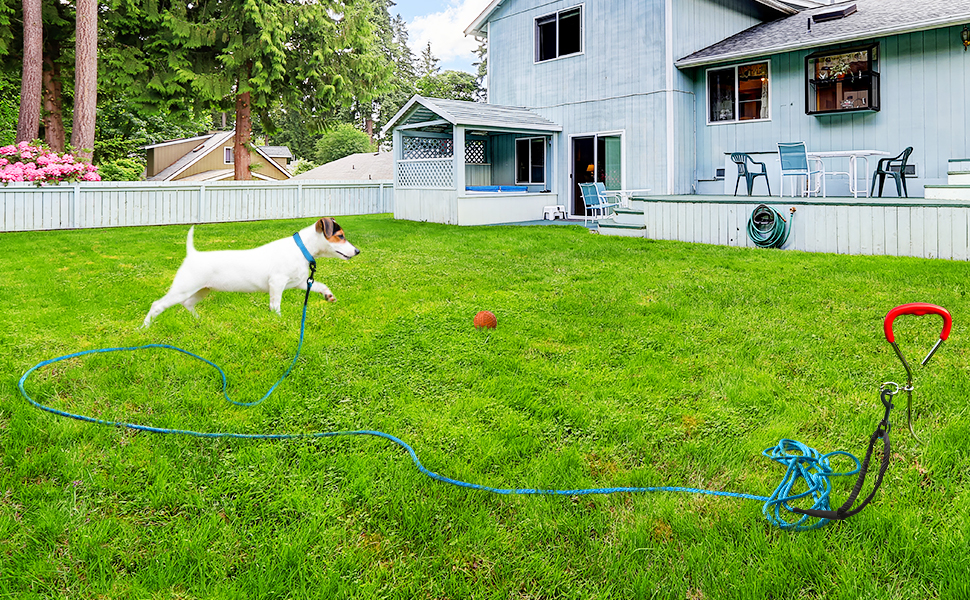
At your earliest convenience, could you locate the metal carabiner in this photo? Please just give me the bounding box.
[883,303,952,442]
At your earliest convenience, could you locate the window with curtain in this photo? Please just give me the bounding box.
[707,61,770,124]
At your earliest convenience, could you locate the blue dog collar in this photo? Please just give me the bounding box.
[292,233,316,268]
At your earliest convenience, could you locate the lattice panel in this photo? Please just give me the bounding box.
[397,159,454,189]
[403,137,454,160]
[465,140,486,164]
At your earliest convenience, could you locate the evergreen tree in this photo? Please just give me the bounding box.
[417,41,439,78]
[473,39,487,102]
[160,0,390,179]
[16,0,42,143]
[417,70,481,102]
[71,0,96,160]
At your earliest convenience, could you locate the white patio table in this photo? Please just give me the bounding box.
[808,150,891,198]
[602,188,652,209]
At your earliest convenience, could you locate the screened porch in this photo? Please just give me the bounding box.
[384,96,563,226]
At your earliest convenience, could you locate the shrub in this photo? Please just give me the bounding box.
[97,157,145,181]
[0,141,101,185]
[315,124,374,165]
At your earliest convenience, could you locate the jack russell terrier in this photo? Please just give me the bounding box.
[142,218,359,327]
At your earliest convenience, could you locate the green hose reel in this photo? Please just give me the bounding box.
[746,204,795,249]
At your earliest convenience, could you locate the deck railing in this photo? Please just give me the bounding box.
[0,180,393,232]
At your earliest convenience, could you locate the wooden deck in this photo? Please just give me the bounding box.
[600,194,970,261]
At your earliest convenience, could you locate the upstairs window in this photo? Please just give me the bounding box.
[535,6,582,62]
[707,61,770,124]
[224,147,234,164]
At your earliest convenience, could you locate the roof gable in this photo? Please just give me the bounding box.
[465,0,797,37]
[383,95,561,136]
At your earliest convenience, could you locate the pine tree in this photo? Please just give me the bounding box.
[71,0,96,161]
[16,0,41,143]
[159,0,391,179]
[418,41,439,78]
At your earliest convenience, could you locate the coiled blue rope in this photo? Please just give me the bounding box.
[17,297,860,532]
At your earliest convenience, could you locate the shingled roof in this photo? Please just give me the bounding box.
[383,96,561,137]
[677,0,970,68]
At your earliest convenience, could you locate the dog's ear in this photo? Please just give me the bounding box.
[315,217,335,237]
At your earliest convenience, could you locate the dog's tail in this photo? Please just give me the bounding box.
[186,226,196,254]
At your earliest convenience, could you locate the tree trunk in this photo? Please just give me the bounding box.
[42,53,66,152]
[71,0,97,162]
[17,0,43,144]
[234,89,252,180]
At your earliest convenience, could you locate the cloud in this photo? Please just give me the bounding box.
[408,0,491,71]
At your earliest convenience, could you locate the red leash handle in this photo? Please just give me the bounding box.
[883,303,952,343]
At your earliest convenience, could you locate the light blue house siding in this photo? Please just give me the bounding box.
[687,24,970,195]
[485,0,778,199]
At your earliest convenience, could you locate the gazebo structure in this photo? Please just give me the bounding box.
[383,96,563,225]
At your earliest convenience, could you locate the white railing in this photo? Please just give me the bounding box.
[0,180,393,232]
[396,158,454,189]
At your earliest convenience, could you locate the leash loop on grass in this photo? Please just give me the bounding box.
[792,388,894,522]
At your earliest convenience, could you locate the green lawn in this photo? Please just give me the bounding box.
[2,214,968,599]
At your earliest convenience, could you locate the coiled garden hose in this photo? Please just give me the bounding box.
[747,204,794,249]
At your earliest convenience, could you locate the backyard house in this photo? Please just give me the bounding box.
[144,132,293,182]
[386,0,970,255]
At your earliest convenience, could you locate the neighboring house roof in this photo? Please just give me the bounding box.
[677,0,970,68]
[176,169,283,182]
[292,152,394,181]
[148,131,235,181]
[260,146,293,159]
[146,131,292,181]
[465,0,798,37]
[383,95,562,136]
[142,134,212,150]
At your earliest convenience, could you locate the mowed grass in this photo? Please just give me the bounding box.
[2,214,969,599]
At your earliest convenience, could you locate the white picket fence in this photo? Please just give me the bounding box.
[0,180,393,232]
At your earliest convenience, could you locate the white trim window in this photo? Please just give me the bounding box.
[224,147,234,164]
[515,137,545,185]
[706,61,771,124]
[535,6,583,62]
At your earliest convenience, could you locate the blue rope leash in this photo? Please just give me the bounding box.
[16,275,861,532]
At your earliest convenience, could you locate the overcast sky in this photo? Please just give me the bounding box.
[395,0,492,74]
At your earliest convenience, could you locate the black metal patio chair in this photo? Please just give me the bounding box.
[731,153,771,196]
[870,146,914,198]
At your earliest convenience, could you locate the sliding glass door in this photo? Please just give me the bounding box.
[571,133,623,217]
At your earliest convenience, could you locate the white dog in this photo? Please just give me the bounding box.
[142,218,359,327]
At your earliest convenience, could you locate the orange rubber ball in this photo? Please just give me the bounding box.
[474,310,497,329]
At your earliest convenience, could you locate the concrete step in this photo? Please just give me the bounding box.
[949,158,970,172]
[947,171,970,185]
[598,217,646,237]
[924,185,970,201]
[610,207,646,226]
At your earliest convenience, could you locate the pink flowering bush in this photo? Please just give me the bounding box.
[0,141,100,185]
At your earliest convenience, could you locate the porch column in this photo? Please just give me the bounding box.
[392,128,403,188]
[454,125,465,193]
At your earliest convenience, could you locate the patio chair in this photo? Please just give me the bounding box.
[731,153,771,196]
[870,147,914,198]
[578,182,620,225]
[777,142,824,198]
